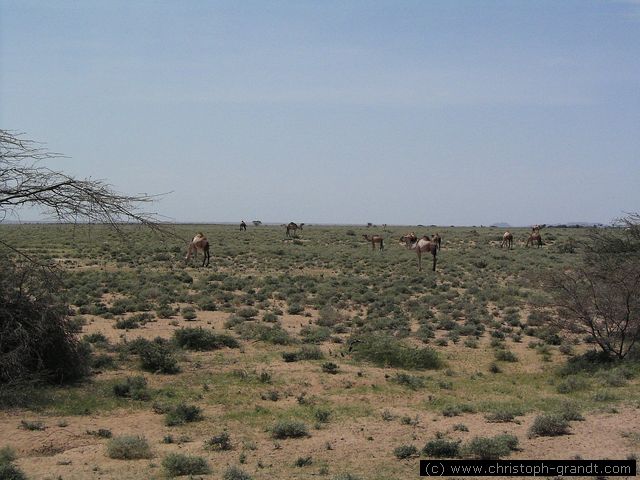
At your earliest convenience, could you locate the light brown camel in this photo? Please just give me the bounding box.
[400,232,438,272]
[240,220,247,231]
[526,232,543,248]
[362,234,384,251]
[286,222,304,237]
[500,231,514,249]
[185,233,210,266]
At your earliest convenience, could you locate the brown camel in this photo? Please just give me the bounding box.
[400,232,438,272]
[500,231,514,249]
[362,234,384,251]
[240,220,247,231]
[526,232,543,248]
[432,233,442,250]
[185,233,210,266]
[286,222,304,237]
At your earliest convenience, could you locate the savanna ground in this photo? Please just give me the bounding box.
[0,224,638,479]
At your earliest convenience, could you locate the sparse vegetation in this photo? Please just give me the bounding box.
[106,435,152,459]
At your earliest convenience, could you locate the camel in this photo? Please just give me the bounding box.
[286,222,304,237]
[240,220,247,231]
[185,233,210,267]
[400,232,438,272]
[362,234,384,251]
[532,224,546,232]
[432,233,442,250]
[526,232,543,248]
[500,231,514,249]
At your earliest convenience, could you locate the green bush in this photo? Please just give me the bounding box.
[271,420,309,439]
[163,453,210,476]
[394,444,418,459]
[173,327,239,351]
[0,463,26,480]
[350,334,442,370]
[223,465,253,480]
[113,376,150,400]
[204,431,232,451]
[528,414,570,437]
[463,434,519,459]
[106,435,152,459]
[138,340,179,374]
[391,373,426,390]
[321,362,339,374]
[494,349,518,362]
[165,403,203,426]
[422,438,460,458]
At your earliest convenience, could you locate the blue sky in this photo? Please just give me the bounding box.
[1,0,639,225]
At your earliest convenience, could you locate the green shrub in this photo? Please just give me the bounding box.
[165,403,203,426]
[138,340,179,374]
[106,435,152,459]
[271,420,309,439]
[0,463,26,480]
[556,375,589,394]
[296,345,324,360]
[173,327,239,350]
[422,438,460,458]
[528,414,570,437]
[114,317,140,329]
[556,400,584,421]
[163,453,210,476]
[315,409,331,423]
[223,465,253,479]
[463,434,518,459]
[391,373,426,390]
[350,334,441,370]
[394,444,418,459]
[321,362,339,374]
[113,376,149,399]
[294,456,313,467]
[494,349,518,362]
[237,307,259,319]
[204,431,232,451]
[0,447,17,465]
[287,303,304,315]
[181,306,197,321]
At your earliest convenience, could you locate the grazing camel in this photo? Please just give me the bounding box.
[432,233,442,250]
[500,231,514,249]
[286,222,304,237]
[526,232,543,248]
[240,220,247,231]
[400,233,438,272]
[185,233,210,267]
[362,234,384,251]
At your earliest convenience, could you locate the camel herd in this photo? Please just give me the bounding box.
[184,224,545,271]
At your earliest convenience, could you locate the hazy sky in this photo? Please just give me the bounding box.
[1,1,639,225]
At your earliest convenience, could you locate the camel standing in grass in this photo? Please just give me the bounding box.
[240,220,247,231]
[286,222,304,237]
[362,234,384,251]
[185,233,210,267]
[501,231,514,249]
[526,232,543,248]
[400,233,438,272]
[432,233,442,250]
